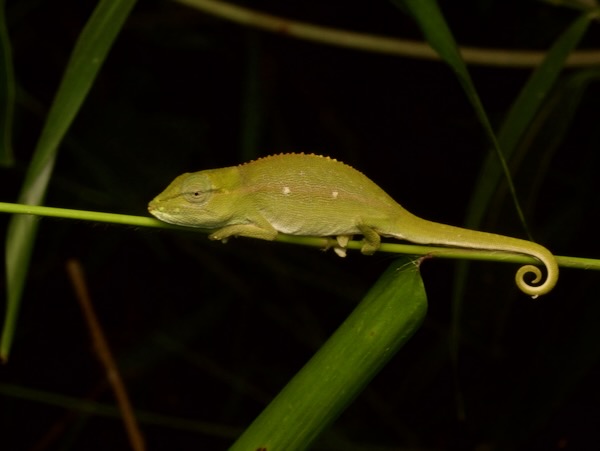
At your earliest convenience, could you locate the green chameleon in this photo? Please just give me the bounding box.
[148,153,558,297]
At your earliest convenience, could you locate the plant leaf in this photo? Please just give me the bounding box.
[393,0,529,232]
[1,0,137,361]
[229,257,427,450]
[0,0,15,167]
[465,12,592,230]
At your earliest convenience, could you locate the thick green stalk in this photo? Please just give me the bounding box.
[229,258,427,450]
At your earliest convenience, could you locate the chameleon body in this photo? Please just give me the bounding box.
[148,153,558,297]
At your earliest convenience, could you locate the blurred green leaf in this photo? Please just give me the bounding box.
[452,12,592,357]
[1,0,137,361]
[465,12,592,230]
[394,0,529,231]
[393,1,593,424]
[0,0,15,167]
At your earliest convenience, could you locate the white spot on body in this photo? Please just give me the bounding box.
[332,191,339,199]
[282,186,291,195]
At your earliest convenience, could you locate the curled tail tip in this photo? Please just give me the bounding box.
[515,258,559,298]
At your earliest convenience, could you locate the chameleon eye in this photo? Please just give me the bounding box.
[188,191,205,201]
[181,174,212,204]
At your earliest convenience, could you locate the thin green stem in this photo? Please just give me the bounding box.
[174,0,600,67]
[1,202,597,271]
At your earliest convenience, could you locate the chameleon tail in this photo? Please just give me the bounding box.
[513,243,559,298]
[397,217,559,297]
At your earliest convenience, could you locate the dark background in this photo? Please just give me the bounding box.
[1,0,600,449]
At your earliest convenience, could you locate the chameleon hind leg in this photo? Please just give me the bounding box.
[357,224,382,255]
[331,225,381,256]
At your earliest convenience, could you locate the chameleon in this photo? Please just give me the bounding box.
[148,153,558,297]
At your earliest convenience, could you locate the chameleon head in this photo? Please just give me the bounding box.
[148,171,226,227]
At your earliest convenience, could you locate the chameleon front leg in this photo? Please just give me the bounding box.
[328,235,353,257]
[209,223,278,243]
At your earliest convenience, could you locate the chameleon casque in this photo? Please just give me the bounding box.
[148,153,558,297]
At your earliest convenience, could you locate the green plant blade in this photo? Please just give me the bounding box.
[1,0,137,361]
[394,0,528,232]
[452,12,592,354]
[394,0,486,119]
[396,2,594,422]
[229,257,427,451]
[0,0,15,167]
[465,12,592,230]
